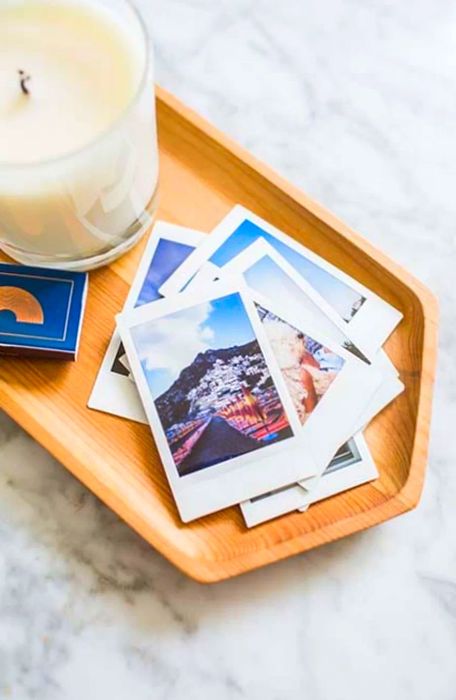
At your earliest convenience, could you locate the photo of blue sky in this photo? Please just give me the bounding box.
[135,238,196,307]
[209,220,365,321]
[132,293,256,398]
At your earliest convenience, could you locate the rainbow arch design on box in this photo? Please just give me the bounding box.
[0,286,45,324]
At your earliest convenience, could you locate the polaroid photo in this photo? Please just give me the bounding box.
[189,237,371,361]
[187,243,401,506]
[245,289,384,474]
[240,432,377,527]
[188,238,404,432]
[159,205,403,357]
[116,280,322,522]
[88,222,205,423]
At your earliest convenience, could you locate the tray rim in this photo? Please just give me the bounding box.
[0,85,439,583]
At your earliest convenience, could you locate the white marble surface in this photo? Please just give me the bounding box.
[1,1,455,697]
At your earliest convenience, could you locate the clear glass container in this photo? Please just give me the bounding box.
[0,0,158,271]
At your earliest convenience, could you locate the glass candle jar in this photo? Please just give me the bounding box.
[0,0,158,271]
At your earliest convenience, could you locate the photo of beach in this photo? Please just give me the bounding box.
[131,293,293,475]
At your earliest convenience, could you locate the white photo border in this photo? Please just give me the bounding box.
[116,279,322,522]
[240,432,378,527]
[236,286,384,473]
[188,237,404,449]
[159,205,403,357]
[195,237,371,362]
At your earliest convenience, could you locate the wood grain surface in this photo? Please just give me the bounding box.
[0,86,438,582]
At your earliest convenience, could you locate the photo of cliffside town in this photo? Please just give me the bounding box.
[131,293,293,475]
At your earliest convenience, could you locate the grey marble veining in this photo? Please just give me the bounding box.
[1,1,456,697]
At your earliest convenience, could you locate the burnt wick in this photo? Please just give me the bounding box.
[18,70,31,96]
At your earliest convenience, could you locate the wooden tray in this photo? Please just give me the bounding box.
[0,86,438,582]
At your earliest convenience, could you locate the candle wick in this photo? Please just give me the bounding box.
[18,70,31,96]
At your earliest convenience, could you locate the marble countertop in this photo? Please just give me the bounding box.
[1,1,455,697]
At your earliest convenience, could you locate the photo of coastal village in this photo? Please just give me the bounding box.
[132,293,293,475]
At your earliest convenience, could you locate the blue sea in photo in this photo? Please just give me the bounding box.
[209,220,365,322]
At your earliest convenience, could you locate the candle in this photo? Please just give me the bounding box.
[0,0,158,270]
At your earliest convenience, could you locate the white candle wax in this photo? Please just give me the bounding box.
[0,0,158,270]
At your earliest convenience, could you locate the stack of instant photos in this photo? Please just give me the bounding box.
[89,206,403,526]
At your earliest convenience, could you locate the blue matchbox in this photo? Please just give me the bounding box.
[0,263,88,360]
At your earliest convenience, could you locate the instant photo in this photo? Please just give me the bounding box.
[89,223,205,422]
[159,206,403,357]
[117,281,320,522]
[196,239,404,436]
[132,293,293,475]
[202,238,369,362]
[243,289,384,473]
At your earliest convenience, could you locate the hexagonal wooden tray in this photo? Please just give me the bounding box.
[0,86,438,582]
